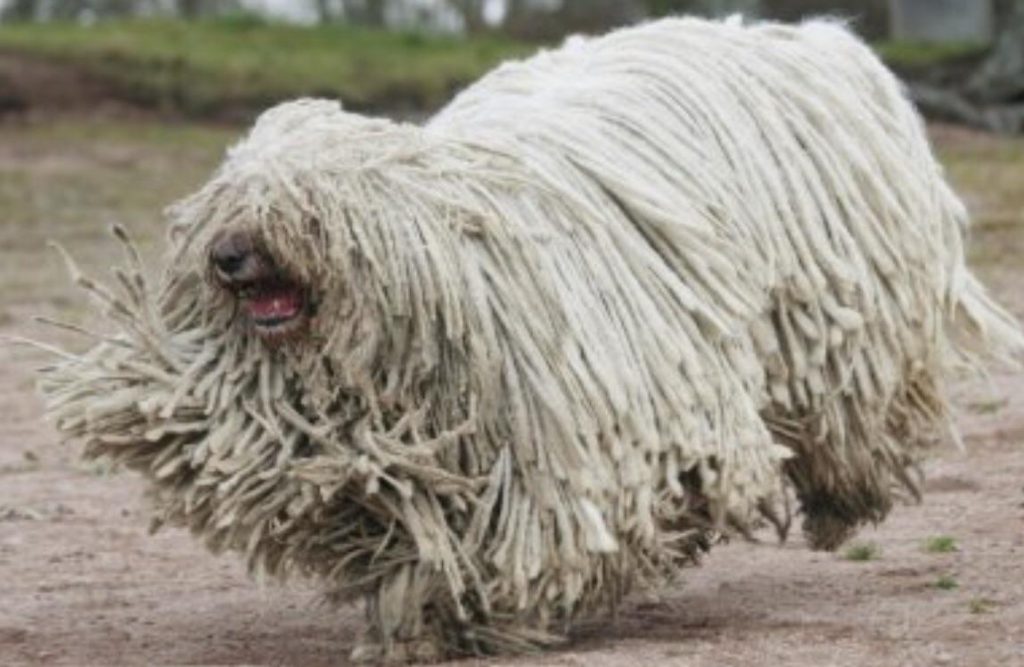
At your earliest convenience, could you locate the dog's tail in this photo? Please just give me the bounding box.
[951,270,1024,370]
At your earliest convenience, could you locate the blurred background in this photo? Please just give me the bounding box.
[0,0,1021,129]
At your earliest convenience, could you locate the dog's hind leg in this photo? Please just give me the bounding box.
[764,358,947,550]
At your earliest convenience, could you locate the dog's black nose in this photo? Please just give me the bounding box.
[210,231,255,279]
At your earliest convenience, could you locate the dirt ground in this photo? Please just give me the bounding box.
[1,119,1022,666]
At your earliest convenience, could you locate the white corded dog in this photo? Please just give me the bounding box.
[40,16,1023,662]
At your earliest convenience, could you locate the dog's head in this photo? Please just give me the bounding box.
[168,101,469,357]
[161,98,527,412]
[167,100,383,350]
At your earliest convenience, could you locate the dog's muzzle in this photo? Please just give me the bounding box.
[210,231,310,340]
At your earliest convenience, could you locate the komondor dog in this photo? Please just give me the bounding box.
[38,15,1023,663]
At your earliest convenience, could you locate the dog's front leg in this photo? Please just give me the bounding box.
[350,563,450,664]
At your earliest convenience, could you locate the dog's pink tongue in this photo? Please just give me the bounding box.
[245,287,301,321]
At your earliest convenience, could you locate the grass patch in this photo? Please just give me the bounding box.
[76,457,120,477]
[875,40,987,70]
[0,19,532,116]
[966,398,1009,415]
[935,574,959,590]
[0,21,997,116]
[843,542,880,562]
[968,598,997,614]
[924,536,958,554]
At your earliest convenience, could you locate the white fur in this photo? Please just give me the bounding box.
[42,17,1022,660]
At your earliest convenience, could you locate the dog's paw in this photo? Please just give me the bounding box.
[350,636,444,665]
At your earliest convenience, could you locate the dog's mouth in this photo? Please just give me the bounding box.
[209,231,312,340]
[235,278,309,338]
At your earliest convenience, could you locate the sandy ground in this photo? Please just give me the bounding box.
[1,120,1023,666]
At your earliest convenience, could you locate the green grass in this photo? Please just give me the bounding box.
[875,40,987,71]
[923,536,958,554]
[965,398,1009,415]
[935,574,959,590]
[843,542,880,562]
[0,20,995,116]
[968,598,997,614]
[0,18,532,116]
